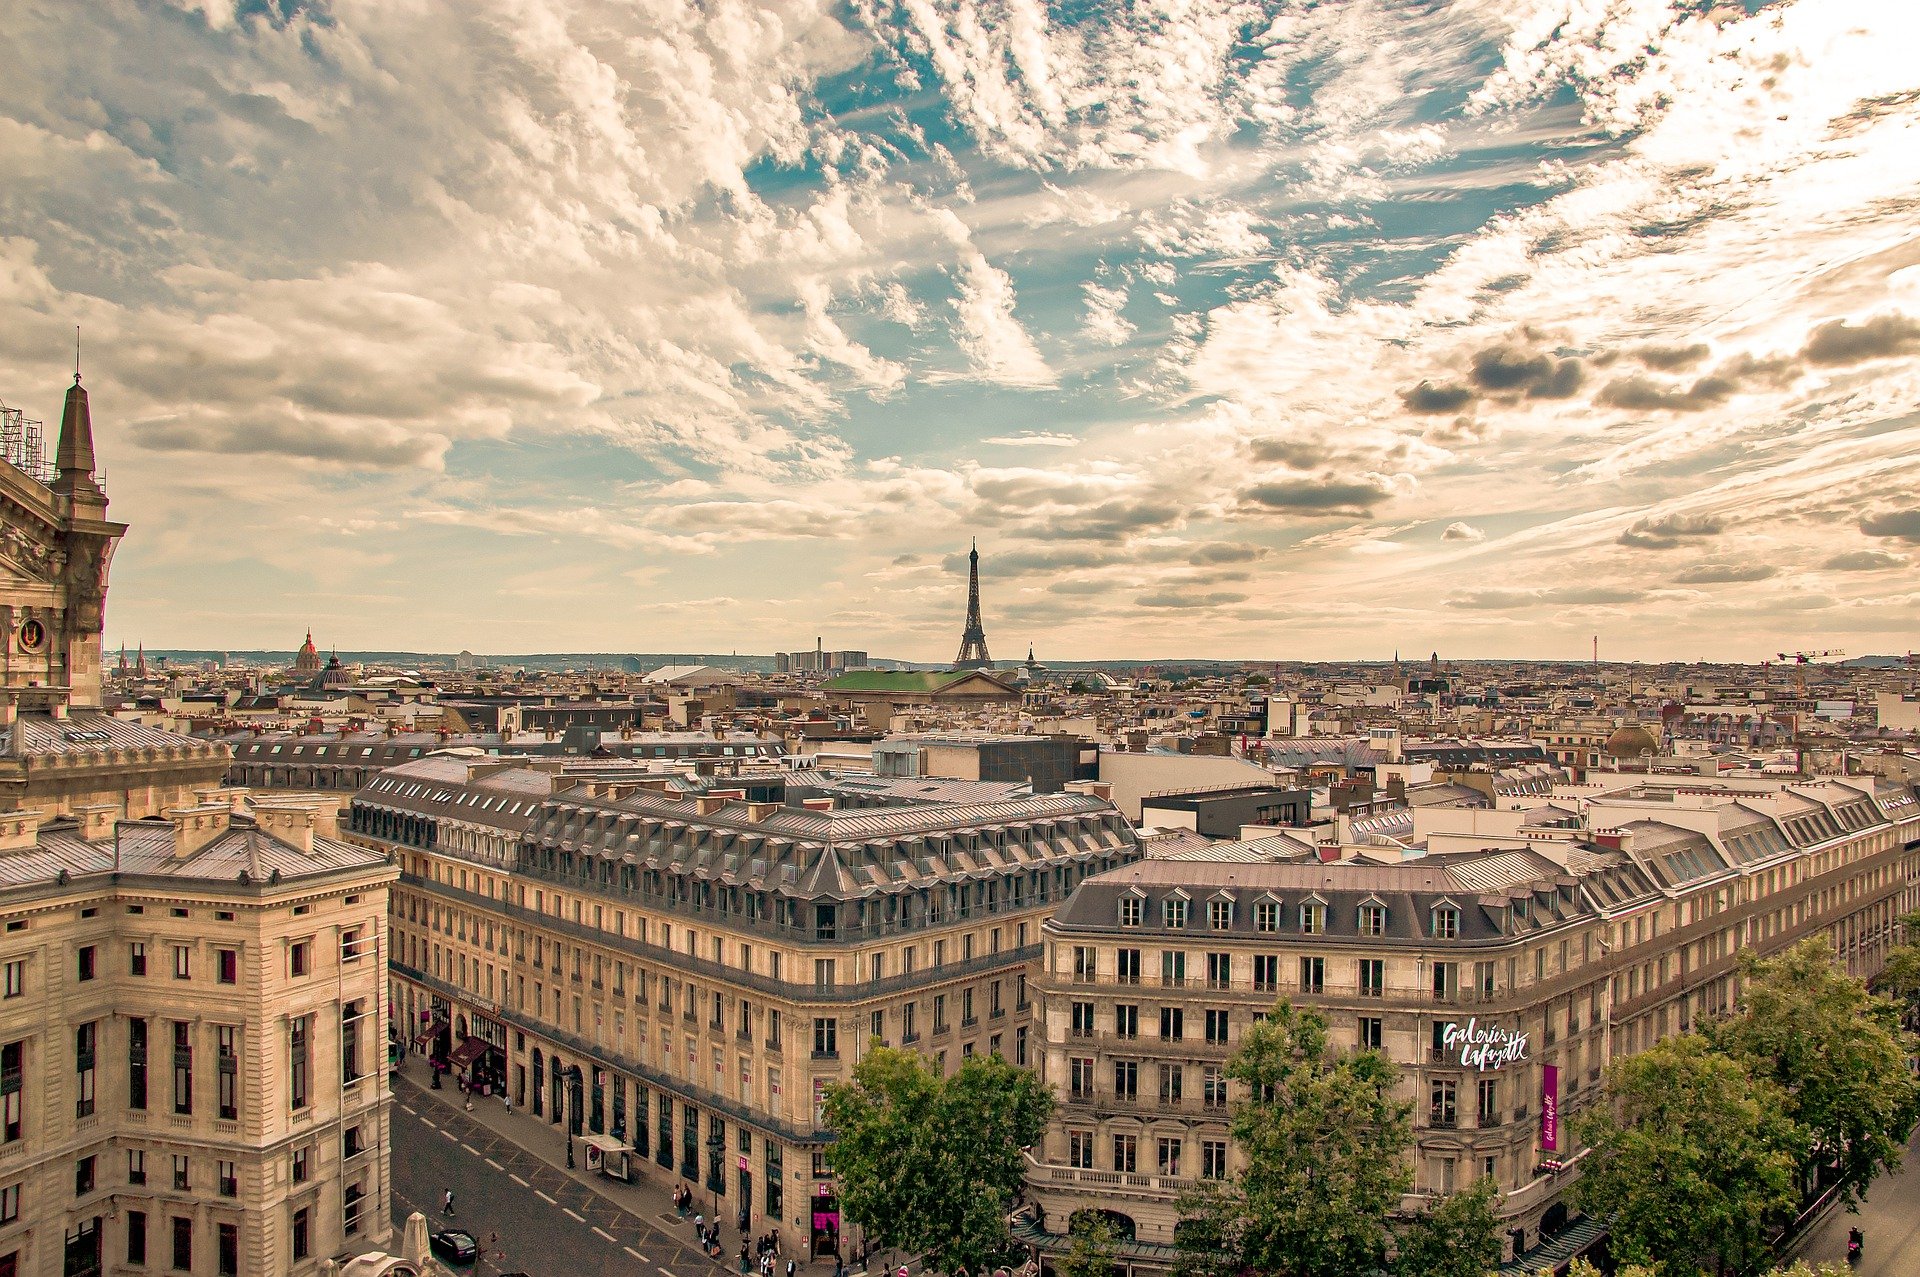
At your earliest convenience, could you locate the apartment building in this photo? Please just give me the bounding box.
[1022,774,1920,1274]
[352,756,1140,1260]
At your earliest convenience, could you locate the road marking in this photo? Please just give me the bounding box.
[398,1103,415,1115]
[485,1158,504,1171]
[660,1268,679,1277]
[536,1190,558,1205]
[626,1247,648,1262]
[510,1174,529,1187]
[460,1142,479,1155]
[564,1208,586,1223]
[440,1130,457,1143]
[593,1226,617,1242]
[421,1119,437,1130]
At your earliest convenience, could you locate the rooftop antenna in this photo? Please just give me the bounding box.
[74,325,81,380]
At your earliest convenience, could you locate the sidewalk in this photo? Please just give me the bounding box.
[398,1068,881,1275]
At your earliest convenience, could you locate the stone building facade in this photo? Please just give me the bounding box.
[1023,774,1920,1273]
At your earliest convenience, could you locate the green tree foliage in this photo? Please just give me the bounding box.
[1392,1177,1502,1277]
[1174,1001,1415,1277]
[822,1047,1053,1276]
[1705,938,1920,1207]
[1761,1263,1855,1277]
[1877,910,1920,1008]
[1053,1212,1120,1277]
[1572,1034,1804,1277]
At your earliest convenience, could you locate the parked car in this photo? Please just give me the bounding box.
[430,1229,478,1264]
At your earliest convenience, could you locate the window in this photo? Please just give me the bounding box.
[74,1023,96,1118]
[216,948,237,985]
[1430,1078,1458,1128]
[342,1000,362,1084]
[289,1016,311,1111]
[1072,946,1095,983]
[1358,1016,1383,1050]
[1203,1065,1226,1109]
[1254,900,1279,932]
[1163,897,1188,928]
[1358,904,1387,937]
[217,1026,238,1120]
[172,946,190,980]
[1202,1139,1228,1179]
[218,1222,238,1276]
[1068,1130,1094,1169]
[1299,901,1325,935]
[900,1003,917,1042]
[1112,1133,1136,1173]
[345,1181,365,1237]
[291,1146,310,1184]
[1431,906,1460,940]
[171,1022,192,1114]
[1358,958,1385,998]
[3,1040,24,1141]
[1253,954,1279,993]
[1070,1057,1095,1099]
[1432,961,1457,1001]
[127,1210,147,1265]
[812,1018,837,1058]
[1113,1059,1137,1100]
[1208,898,1233,929]
[0,1183,15,1224]
[1118,895,1143,927]
[128,1019,148,1110]
[1298,956,1325,994]
[74,1155,95,1196]
[128,1150,147,1185]
[1159,1007,1184,1042]
[289,941,309,977]
[129,944,146,977]
[1,961,20,998]
[1160,950,1186,987]
[171,1215,192,1271]
[1156,1137,1182,1177]
[218,1159,237,1197]
[1205,952,1231,989]
[1114,1004,1138,1040]
[341,927,365,963]
[172,1155,189,1191]
[933,996,947,1034]
[1157,1063,1182,1103]
[1205,1009,1230,1045]
[1116,948,1140,985]
[1070,1002,1095,1037]
[292,1208,311,1262]
[77,947,96,982]
[1477,1077,1499,1124]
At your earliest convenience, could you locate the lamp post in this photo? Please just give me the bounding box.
[706,1129,727,1222]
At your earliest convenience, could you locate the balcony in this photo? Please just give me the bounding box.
[1028,1155,1195,1199]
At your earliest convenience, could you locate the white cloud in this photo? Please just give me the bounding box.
[947,252,1054,386]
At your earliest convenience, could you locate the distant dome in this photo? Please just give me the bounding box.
[1604,723,1659,760]
[292,630,321,676]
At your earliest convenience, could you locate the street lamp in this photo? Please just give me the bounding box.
[706,1130,727,1221]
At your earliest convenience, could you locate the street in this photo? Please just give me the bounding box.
[390,1079,732,1277]
[1792,1126,1920,1277]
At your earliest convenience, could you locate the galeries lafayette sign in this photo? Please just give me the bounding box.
[1441,1019,1530,1071]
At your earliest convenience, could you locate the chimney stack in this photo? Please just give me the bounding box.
[169,803,232,860]
[253,802,317,854]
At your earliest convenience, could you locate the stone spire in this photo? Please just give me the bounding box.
[52,373,102,500]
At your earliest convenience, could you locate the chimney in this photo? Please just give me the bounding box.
[695,795,730,816]
[253,802,317,854]
[745,801,780,822]
[0,809,44,854]
[801,796,835,812]
[169,803,232,860]
[71,803,118,842]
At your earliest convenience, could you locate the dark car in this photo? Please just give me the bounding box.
[430,1229,478,1264]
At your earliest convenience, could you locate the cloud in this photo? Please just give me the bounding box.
[1446,586,1644,610]
[1860,510,1920,543]
[1441,521,1485,542]
[949,253,1054,387]
[1634,343,1710,370]
[980,432,1077,448]
[1595,373,1738,412]
[1137,590,1249,609]
[1399,380,1475,414]
[1239,475,1397,518]
[1673,562,1777,584]
[1081,282,1135,347]
[1822,549,1906,571]
[1187,541,1269,565]
[1801,312,1920,366]
[1468,343,1584,399]
[1618,513,1727,550]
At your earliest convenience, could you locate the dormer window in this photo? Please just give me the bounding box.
[1208,898,1234,930]
[1357,903,1387,937]
[1118,895,1143,927]
[1254,900,1279,933]
[1164,897,1189,929]
[1299,901,1326,935]
[1431,905,1460,940]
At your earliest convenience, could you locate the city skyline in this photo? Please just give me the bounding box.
[3,1,1917,662]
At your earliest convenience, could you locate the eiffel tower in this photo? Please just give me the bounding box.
[953,539,993,669]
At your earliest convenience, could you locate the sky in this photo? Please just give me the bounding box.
[2,0,1918,663]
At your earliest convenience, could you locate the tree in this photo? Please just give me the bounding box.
[1704,938,1920,1208]
[1174,1001,1413,1277]
[1572,1034,1804,1277]
[1877,910,1920,1011]
[1392,1177,1502,1277]
[1053,1212,1120,1277]
[822,1047,1053,1276]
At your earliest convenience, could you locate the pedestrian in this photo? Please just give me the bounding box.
[694,1212,705,1241]
[740,1242,751,1274]
[835,1249,845,1277]
[786,1258,796,1277]
[503,1094,512,1116]
[441,1189,455,1217]
[463,1095,474,1112]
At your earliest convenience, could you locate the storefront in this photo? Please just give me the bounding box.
[811,1183,840,1259]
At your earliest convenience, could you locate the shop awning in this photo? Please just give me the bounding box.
[448,1036,491,1071]
[412,1020,447,1050]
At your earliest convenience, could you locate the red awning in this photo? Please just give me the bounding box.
[412,1020,447,1050]
[448,1036,491,1071]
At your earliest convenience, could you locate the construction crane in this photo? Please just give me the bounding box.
[1775,649,1846,698]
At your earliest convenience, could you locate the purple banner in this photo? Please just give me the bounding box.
[1541,1064,1560,1152]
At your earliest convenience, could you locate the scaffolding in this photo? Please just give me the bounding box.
[0,404,54,485]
